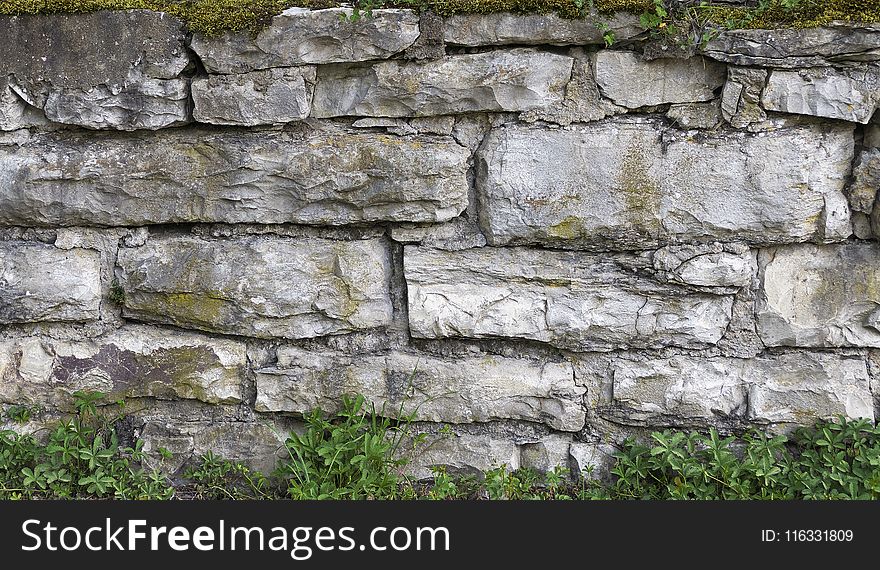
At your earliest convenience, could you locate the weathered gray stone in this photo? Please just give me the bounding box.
[0,11,191,130]
[117,236,393,339]
[37,73,191,131]
[192,67,316,126]
[757,243,880,348]
[477,119,854,250]
[0,326,246,408]
[0,80,23,130]
[520,48,622,126]
[443,11,643,46]
[652,243,755,288]
[254,347,585,431]
[703,24,880,68]
[405,10,445,60]
[666,101,722,129]
[409,116,455,135]
[139,416,293,474]
[853,212,874,239]
[761,67,880,124]
[0,242,101,324]
[872,202,880,238]
[610,355,748,423]
[190,8,420,74]
[594,51,726,108]
[405,246,734,351]
[569,443,618,479]
[747,355,874,425]
[311,49,572,118]
[390,217,488,251]
[407,428,571,478]
[720,66,768,128]
[849,148,880,213]
[0,127,470,226]
[602,352,873,425]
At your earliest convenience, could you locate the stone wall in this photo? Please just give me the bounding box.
[2,7,880,479]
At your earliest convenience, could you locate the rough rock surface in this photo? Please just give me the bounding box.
[443,11,643,46]
[136,407,295,474]
[117,236,393,339]
[255,347,585,431]
[0,326,245,408]
[848,148,880,214]
[761,66,880,124]
[720,66,768,128]
[477,119,854,249]
[520,48,621,126]
[192,67,316,126]
[311,49,572,117]
[598,353,874,426]
[0,127,470,226]
[0,242,101,324]
[407,427,572,478]
[703,24,880,68]
[405,246,735,351]
[666,101,722,129]
[594,52,726,108]
[569,443,618,479]
[652,243,755,287]
[0,77,46,131]
[757,243,880,348]
[190,8,420,74]
[0,11,190,130]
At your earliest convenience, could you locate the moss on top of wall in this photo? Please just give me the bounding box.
[0,0,878,35]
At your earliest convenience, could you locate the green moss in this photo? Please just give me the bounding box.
[705,0,880,30]
[0,0,878,36]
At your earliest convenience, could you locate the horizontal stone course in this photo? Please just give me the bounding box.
[594,52,726,109]
[0,242,101,324]
[117,236,393,340]
[0,326,245,408]
[190,8,421,74]
[0,127,470,226]
[477,119,854,250]
[255,347,585,431]
[404,246,735,351]
[594,352,874,426]
[703,25,880,68]
[311,49,572,118]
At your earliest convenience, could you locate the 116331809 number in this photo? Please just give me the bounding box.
[762,529,854,543]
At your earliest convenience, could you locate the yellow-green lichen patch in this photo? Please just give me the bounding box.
[145,292,229,328]
[547,215,585,240]
[616,142,662,238]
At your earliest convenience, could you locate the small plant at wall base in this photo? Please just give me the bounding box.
[0,391,174,499]
[3,393,880,500]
